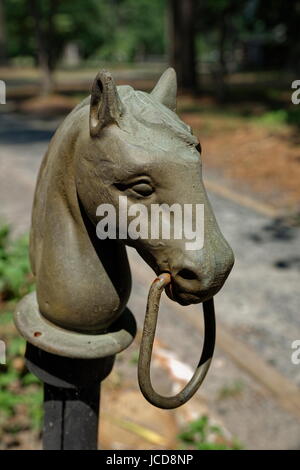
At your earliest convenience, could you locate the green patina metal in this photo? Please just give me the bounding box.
[138,273,216,409]
[15,68,234,409]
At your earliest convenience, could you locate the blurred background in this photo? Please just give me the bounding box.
[0,0,300,450]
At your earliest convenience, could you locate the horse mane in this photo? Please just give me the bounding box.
[117,85,198,148]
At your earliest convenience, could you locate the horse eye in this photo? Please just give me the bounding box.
[114,181,154,197]
[196,143,202,154]
[131,182,154,197]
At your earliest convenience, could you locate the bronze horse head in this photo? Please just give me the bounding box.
[30,68,234,335]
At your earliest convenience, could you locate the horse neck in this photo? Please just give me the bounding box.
[37,115,129,276]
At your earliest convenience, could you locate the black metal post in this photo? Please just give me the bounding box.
[25,343,115,450]
[43,383,100,450]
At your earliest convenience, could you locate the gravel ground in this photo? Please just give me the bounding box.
[207,190,300,387]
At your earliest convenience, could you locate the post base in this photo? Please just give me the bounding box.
[25,343,114,450]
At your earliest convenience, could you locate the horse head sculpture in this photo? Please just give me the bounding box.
[19,68,234,409]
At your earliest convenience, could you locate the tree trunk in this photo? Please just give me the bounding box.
[29,0,55,95]
[0,0,7,65]
[216,14,228,102]
[167,0,197,92]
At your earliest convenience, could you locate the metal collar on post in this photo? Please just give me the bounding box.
[14,292,136,359]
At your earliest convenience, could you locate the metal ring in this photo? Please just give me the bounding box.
[138,273,216,409]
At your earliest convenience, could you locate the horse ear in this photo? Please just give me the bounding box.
[151,68,177,112]
[89,70,123,137]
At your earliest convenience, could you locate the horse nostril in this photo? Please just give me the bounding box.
[176,268,198,281]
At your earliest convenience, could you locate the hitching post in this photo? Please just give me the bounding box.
[12,67,234,448]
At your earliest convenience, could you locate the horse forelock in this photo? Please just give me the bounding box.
[116,85,199,149]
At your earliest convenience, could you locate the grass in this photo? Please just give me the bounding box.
[180,104,300,127]
[178,415,242,450]
[0,223,35,301]
[0,336,43,436]
[253,109,300,128]
[0,223,42,447]
[218,380,244,400]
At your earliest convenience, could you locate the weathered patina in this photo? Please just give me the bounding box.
[15,68,234,410]
[29,68,234,334]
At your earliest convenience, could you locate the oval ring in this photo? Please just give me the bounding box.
[138,273,216,409]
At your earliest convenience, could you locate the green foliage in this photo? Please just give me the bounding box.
[254,108,300,127]
[3,0,300,81]
[178,415,242,450]
[255,109,288,126]
[0,336,42,430]
[218,380,244,400]
[286,108,300,127]
[6,336,25,358]
[0,223,34,301]
[0,224,42,436]
[0,389,22,417]
[77,0,166,63]
[0,311,13,325]
[0,367,19,389]
[4,0,166,66]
